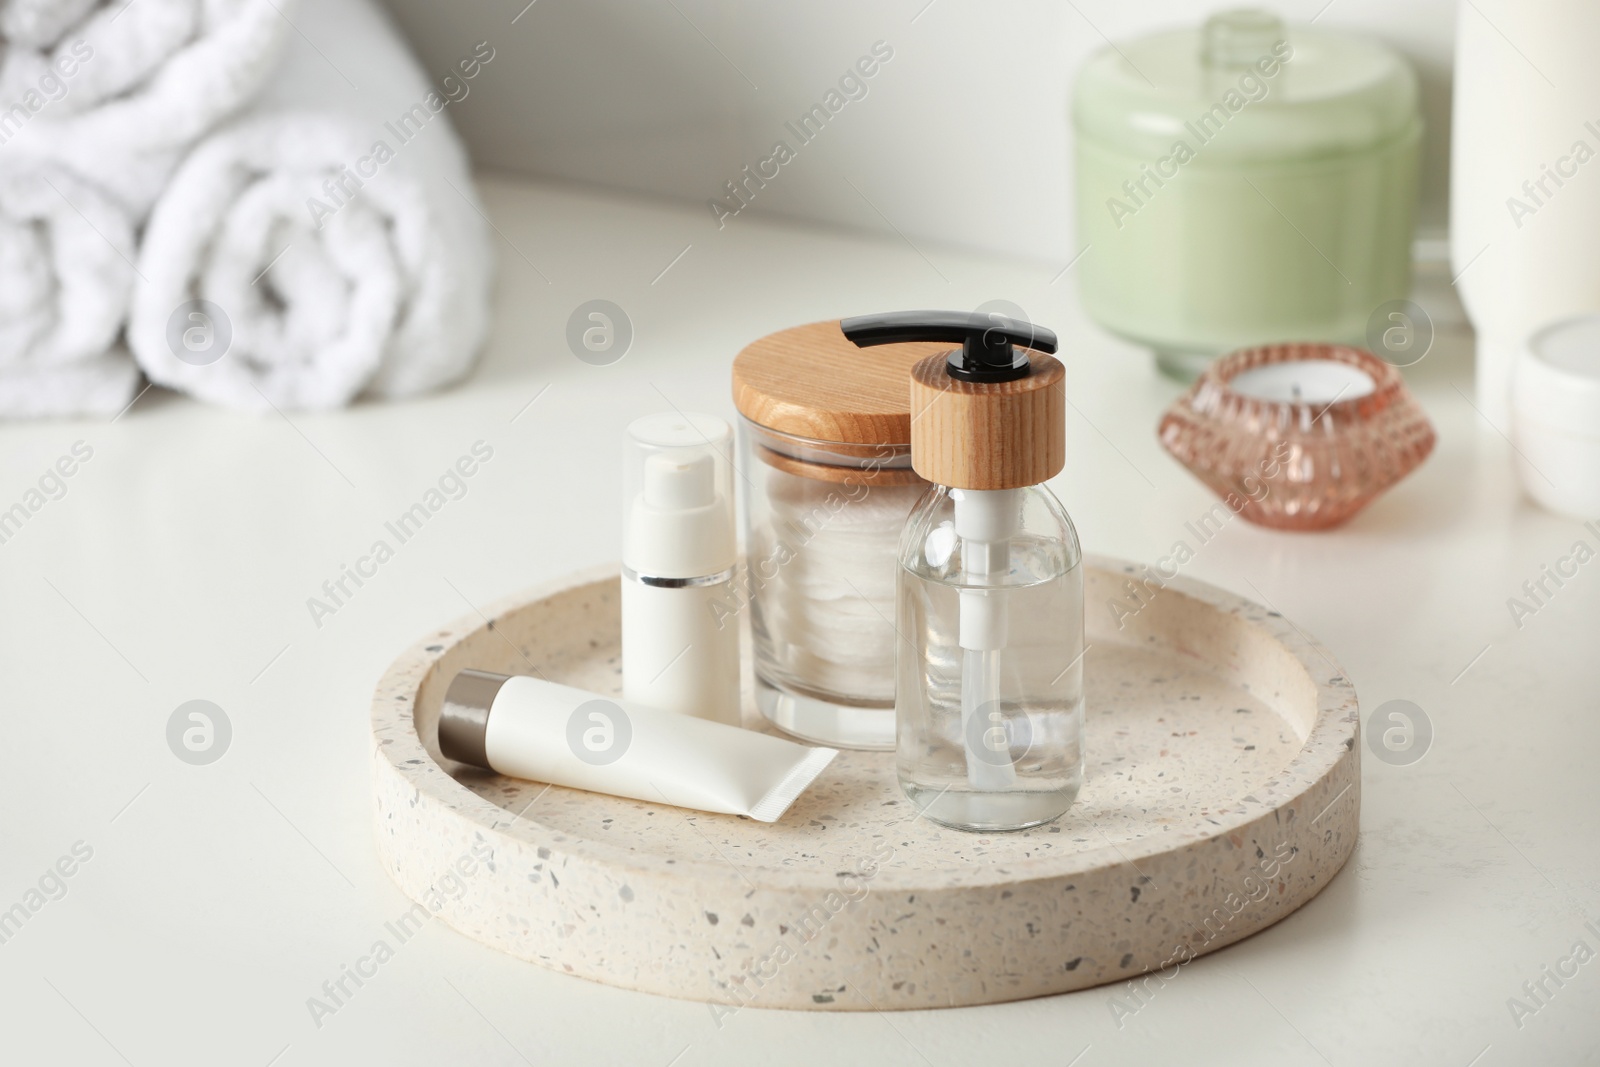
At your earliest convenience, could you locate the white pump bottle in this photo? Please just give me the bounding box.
[621,413,741,726]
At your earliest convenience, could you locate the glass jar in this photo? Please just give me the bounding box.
[732,320,949,749]
[896,484,1086,832]
[1072,9,1422,380]
[739,422,925,748]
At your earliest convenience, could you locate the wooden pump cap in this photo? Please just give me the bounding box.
[909,352,1066,490]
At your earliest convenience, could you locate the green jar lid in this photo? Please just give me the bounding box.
[1072,9,1419,165]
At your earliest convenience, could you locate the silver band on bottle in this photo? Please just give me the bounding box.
[621,565,736,589]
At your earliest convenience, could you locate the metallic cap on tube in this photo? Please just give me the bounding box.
[438,669,508,769]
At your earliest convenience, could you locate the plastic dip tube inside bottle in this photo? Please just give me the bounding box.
[439,670,838,822]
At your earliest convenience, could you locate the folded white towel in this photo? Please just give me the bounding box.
[127,0,494,411]
[0,0,294,418]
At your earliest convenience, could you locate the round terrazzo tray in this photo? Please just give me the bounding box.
[370,556,1359,1011]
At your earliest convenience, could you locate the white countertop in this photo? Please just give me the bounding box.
[2,173,1596,1066]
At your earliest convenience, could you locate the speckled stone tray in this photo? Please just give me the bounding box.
[370,556,1359,1011]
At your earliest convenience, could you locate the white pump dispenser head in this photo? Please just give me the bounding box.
[623,416,735,580]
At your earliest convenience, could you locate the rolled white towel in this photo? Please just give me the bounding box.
[0,163,139,417]
[0,0,295,217]
[127,0,493,411]
[0,353,140,418]
[0,0,295,418]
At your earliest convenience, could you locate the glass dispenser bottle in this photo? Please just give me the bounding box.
[842,312,1085,832]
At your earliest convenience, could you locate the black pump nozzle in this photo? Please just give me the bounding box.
[840,310,1058,383]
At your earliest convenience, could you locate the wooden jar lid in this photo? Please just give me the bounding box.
[732,320,950,444]
[909,352,1066,490]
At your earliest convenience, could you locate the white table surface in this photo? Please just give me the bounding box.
[2,173,1596,1066]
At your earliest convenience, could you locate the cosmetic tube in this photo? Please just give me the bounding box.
[439,669,837,822]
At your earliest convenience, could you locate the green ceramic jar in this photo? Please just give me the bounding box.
[1072,9,1422,379]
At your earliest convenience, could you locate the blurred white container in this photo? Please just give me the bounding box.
[1512,315,1600,518]
[1451,0,1600,429]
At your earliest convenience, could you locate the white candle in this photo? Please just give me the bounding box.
[1227,359,1376,404]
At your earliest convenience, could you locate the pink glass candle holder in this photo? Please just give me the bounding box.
[1158,342,1435,530]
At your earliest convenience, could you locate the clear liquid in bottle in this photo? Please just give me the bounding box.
[896,485,1086,832]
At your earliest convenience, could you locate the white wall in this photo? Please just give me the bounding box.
[380,0,1457,263]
